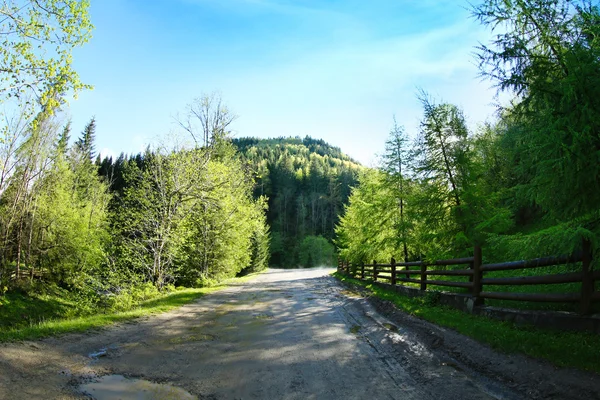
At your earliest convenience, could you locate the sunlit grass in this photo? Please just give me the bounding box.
[0,271,265,342]
[334,272,600,374]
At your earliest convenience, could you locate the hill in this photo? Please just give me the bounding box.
[232,136,363,267]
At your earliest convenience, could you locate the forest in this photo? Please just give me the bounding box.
[336,1,600,278]
[0,94,270,324]
[233,137,362,267]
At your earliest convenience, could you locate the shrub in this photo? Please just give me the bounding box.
[298,235,336,268]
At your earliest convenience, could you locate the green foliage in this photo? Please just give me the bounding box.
[0,281,163,331]
[337,1,600,269]
[240,206,271,275]
[0,0,93,115]
[337,100,485,263]
[486,216,598,263]
[75,117,97,161]
[107,138,270,288]
[472,0,600,222]
[335,169,399,264]
[233,136,362,267]
[0,116,110,291]
[101,282,163,313]
[410,93,478,256]
[0,0,99,319]
[298,235,335,267]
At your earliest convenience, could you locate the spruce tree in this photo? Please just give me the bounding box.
[76,117,96,162]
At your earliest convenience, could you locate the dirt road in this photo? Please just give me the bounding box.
[1,268,599,399]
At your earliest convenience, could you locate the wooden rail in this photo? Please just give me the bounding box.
[337,239,597,315]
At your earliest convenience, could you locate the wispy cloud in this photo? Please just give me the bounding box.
[68,0,497,165]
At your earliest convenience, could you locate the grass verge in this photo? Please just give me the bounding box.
[333,272,600,374]
[0,271,265,343]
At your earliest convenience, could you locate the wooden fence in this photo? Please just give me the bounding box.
[337,239,599,315]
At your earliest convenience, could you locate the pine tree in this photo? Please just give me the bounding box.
[381,120,411,262]
[57,121,71,155]
[410,93,475,255]
[76,117,96,162]
[472,0,600,221]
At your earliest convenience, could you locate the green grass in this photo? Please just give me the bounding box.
[0,271,265,342]
[0,290,78,329]
[334,272,600,374]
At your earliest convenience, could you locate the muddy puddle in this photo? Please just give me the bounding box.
[79,375,196,399]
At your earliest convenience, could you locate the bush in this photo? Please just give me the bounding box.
[298,235,336,267]
[102,282,163,313]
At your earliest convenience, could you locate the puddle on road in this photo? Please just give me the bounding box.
[382,323,399,333]
[350,324,361,334]
[80,375,196,400]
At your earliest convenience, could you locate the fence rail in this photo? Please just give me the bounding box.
[337,239,597,315]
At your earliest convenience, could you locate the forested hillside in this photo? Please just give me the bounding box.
[336,0,600,271]
[233,137,362,267]
[0,89,270,329]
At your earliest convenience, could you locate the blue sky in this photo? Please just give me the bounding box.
[66,0,499,165]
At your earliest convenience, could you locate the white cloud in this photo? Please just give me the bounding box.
[210,19,497,164]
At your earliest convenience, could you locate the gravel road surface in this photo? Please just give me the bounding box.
[1,268,599,399]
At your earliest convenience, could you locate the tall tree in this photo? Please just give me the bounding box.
[472,0,600,221]
[336,169,399,264]
[76,117,96,162]
[177,93,237,147]
[411,93,475,255]
[381,120,411,262]
[33,121,110,285]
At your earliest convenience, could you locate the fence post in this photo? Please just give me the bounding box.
[391,257,397,286]
[373,260,378,282]
[472,246,483,307]
[420,262,427,291]
[361,261,365,280]
[580,239,593,315]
